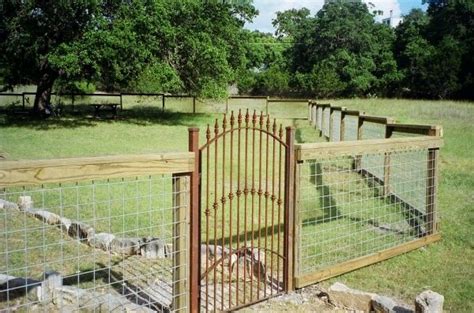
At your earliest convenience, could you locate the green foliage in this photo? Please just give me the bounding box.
[130,61,183,94]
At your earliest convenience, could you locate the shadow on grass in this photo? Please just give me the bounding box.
[0,105,211,130]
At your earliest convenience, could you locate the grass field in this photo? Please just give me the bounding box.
[0,98,473,311]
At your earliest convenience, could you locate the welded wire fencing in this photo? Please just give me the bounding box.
[0,153,192,312]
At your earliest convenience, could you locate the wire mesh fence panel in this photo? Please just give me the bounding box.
[296,148,433,277]
[322,108,330,138]
[359,122,387,180]
[317,107,323,131]
[343,115,358,141]
[0,175,188,312]
[330,110,341,142]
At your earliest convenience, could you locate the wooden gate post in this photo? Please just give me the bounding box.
[188,127,200,313]
[284,127,296,292]
[172,174,188,311]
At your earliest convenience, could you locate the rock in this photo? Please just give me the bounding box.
[140,237,169,258]
[110,238,142,255]
[0,274,41,301]
[17,196,33,210]
[89,233,116,251]
[372,295,413,313]
[34,210,62,225]
[67,222,95,242]
[59,217,72,232]
[0,199,19,210]
[415,290,444,313]
[36,271,63,303]
[51,285,155,312]
[328,282,376,312]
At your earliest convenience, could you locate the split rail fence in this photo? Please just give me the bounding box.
[0,99,442,312]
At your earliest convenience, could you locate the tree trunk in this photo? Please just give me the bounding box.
[33,64,57,115]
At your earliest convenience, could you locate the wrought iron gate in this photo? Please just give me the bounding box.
[193,110,294,311]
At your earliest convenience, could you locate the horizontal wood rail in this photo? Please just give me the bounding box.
[294,233,441,288]
[295,136,443,160]
[267,99,307,103]
[387,123,443,136]
[0,152,194,187]
[360,114,395,124]
[342,109,361,116]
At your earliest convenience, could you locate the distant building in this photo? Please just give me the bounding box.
[381,10,403,28]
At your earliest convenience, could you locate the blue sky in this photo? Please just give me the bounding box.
[246,0,428,34]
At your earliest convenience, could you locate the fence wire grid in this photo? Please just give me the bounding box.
[296,148,435,276]
[0,175,188,312]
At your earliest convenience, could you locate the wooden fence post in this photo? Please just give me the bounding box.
[172,174,189,311]
[193,96,196,114]
[340,107,346,141]
[188,127,200,313]
[308,100,312,124]
[284,127,295,292]
[119,94,123,111]
[329,106,334,141]
[162,95,166,112]
[353,113,364,171]
[22,93,25,110]
[426,148,439,234]
[383,125,394,196]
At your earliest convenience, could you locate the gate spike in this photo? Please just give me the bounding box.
[266,115,271,131]
[230,111,235,129]
[272,119,277,135]
[245,109,250,127]
[222,113,227,130]
[252,110,257,127]
[238,109,243,127]
[214,119,219,136]
[259,111,264,128]
[206,124,211,141]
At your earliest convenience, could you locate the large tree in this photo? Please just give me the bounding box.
[0,0,256,115]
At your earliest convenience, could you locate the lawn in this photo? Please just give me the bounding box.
[0,98,473,311]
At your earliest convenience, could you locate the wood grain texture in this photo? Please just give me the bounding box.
[294,233,441,288]
[0,152,194,187]
[295,136,443,160]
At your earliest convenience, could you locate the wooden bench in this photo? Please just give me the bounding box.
[90,103,121,119]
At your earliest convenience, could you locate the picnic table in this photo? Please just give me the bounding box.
[90,103,122,119]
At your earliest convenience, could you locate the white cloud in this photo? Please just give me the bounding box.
[245,0,403,33]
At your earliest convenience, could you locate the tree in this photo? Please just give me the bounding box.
[0,0,257,115]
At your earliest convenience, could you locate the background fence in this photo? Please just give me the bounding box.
[0,92,308,118]
[0,153,193,312]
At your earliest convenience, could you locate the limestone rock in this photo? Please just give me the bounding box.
[17,196,33,210]
[110,237,142,255]
[415,290,444,313]
[328,282,376,312]
[34,210,62,225]
[60,217,72,232]
[0,199,19,210]
[372,295,413,313]
[36,271,63,303]
[89,233,116,251]
[140,237,170,258]
[68,222,95,242]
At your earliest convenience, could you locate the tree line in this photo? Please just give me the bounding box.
[0,0,472,115]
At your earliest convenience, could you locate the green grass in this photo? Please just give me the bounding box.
[0,98,473,311]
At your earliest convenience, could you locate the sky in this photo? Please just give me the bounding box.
[245,0,428,34]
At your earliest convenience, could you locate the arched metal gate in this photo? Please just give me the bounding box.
[188,110,295,312]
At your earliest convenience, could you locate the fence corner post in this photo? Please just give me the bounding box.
[188,127,200,313]
[172,174,188,311]
[284,126,296,292]
[383,124,393,196]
